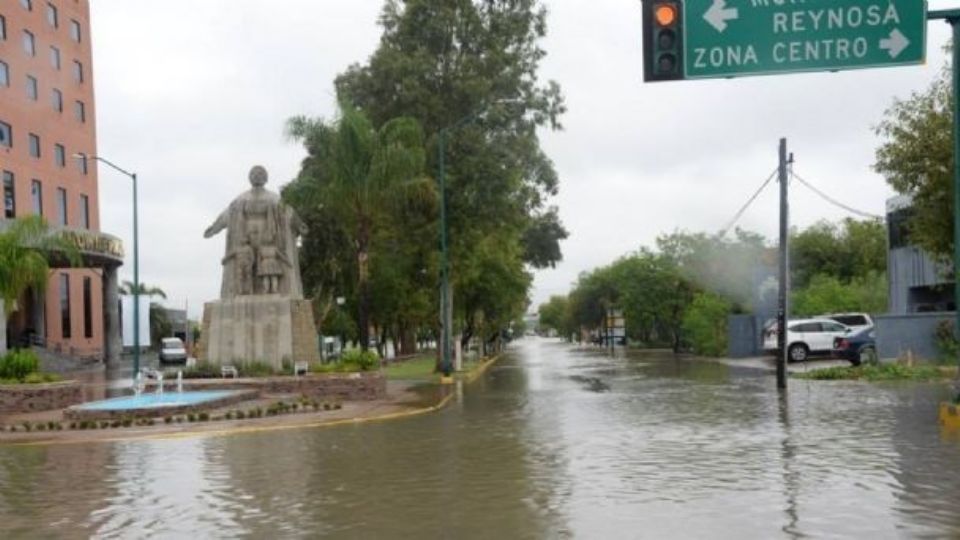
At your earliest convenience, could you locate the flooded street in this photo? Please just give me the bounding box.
[2,337,959,538]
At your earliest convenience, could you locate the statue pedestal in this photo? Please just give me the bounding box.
[197,296,318,369]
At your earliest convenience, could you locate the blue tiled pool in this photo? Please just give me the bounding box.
[74,391,241,411]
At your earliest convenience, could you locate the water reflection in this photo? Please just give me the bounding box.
[1,338,960,538]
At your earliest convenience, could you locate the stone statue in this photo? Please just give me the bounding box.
[203,165,306,299]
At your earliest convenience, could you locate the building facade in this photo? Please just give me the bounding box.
[886,195,954,315]
[1,0,122,362]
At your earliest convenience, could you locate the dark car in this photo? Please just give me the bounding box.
[833,327,876,366]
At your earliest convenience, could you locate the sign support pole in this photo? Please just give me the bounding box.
[929,9,960,377]
[776,138,789,391]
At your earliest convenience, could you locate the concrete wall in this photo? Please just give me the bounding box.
[728,315,764,358]
[875,312,954,361]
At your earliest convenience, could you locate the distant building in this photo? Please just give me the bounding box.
[2,1,125,362]
[886,196,954,314]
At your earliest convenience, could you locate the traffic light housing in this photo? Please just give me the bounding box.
[643,0,684,82]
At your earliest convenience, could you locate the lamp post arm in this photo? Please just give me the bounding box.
[90,155,136,180]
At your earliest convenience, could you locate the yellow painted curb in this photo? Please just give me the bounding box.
[940,402,960,430]
[3,392,457,448]
[463,353,503,384]
[439,376,455,385]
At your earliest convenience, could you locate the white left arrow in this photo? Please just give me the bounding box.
[879,28,910,59]
[704,0,739,33]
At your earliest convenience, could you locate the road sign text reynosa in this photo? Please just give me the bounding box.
[647,0,927,81]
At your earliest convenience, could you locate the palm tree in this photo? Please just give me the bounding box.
[287,103,428,350]
[119,280,167,299]
[0,216,80,354]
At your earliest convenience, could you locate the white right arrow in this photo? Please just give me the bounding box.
[704,0,739,33]
[880,28,910,59]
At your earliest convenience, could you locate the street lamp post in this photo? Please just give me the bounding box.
[73,153,140,384]
[436,99,518,377]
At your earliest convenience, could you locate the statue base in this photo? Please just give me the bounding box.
[197,296,318,370]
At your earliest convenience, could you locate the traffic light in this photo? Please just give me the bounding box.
[643,0,684,82]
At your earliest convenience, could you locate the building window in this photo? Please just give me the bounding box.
[52,88,62,112]
[0,15,6,41]
[31,179,41,215]
[55,187,66,226]
[74,100,85,123]
[22,30,34,56]
[2,170,14,218]
[21,0,32,11]
[83,276,92,339]
[26,75,37,100]
[0,61,8,87]
[54,143,65,167]
[45,3,57,28]
[80,194,89,229]
[60,274,71,339]
[28,133,40,158]
[77,154,88,175]
[72,60,83,83]
[0,121,11,148]
[69,19,80,42]
[49,46,60,70]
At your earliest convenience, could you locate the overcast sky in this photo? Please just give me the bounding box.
[89,1,953,318]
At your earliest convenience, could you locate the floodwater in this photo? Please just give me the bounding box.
[2,337,960,539]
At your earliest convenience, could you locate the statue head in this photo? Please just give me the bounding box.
[249,165,268,188]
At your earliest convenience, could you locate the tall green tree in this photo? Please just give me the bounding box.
[286,104,429,351]
[335,0,568,354]
[0,217,79,354]
[875,56,952,260]
[119,281,167,299]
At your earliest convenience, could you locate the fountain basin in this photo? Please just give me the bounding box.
[64,390,258,421]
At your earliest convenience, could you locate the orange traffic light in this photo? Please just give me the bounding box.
[654,4,677,27]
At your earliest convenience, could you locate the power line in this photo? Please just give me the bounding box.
[718,167,779,237]
[790,170,884,220]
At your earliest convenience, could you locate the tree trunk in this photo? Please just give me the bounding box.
[357,248,370,352]
[0,304,7,356]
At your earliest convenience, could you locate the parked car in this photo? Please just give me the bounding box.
[833,327,877,366]
[158,337,188,365]
[818,313,874,332]
[763,318,852,362]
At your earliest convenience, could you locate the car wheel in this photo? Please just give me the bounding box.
[859,346,878,366]
[788,343,809,363]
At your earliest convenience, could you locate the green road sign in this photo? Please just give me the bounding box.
[683,0,927,79]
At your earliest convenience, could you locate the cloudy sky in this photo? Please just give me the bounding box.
[89,1,953,317]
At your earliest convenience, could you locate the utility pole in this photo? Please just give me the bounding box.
[776,138,790,390]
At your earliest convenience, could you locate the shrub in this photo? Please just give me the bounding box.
[182,362,221,379]
[241,362,277,378]
[0,350,40,382]
[341,349,379,371]
[164,416,173,424]
[681,292,731,357]
[235,410,245,420]
[198,412,210,422]
[100,422,109,429]
[935,320,959,363]
[187,413,196,422]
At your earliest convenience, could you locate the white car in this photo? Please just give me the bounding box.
[763,318,851,362]
[818,313,874,332]
[158,337,188,365]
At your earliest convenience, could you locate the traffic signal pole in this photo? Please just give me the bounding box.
[776,138,790,391]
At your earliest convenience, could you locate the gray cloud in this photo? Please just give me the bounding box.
[87,0,951,315]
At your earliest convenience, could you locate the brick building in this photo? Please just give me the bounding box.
[1,0,123,362]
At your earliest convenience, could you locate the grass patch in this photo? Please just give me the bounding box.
[0,372,63,385]
[795,362,952,382]
[384,354,439,380]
